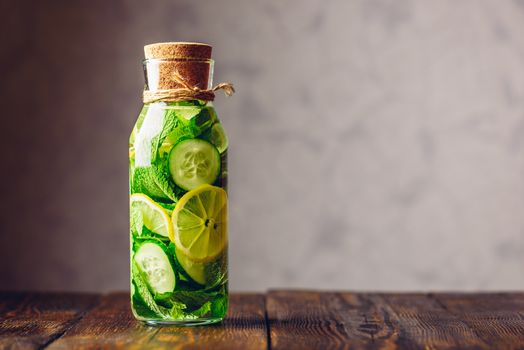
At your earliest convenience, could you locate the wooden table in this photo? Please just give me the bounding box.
[1,291,524,349]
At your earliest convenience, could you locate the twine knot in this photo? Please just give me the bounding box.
[143,71,235,103]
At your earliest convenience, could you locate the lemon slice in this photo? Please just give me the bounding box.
[131,193,173,240]
[171,185,227,262]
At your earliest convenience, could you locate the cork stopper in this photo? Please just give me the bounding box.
[144,42,212,60]
[143,42,213,91]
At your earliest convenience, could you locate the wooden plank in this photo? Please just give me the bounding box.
[46,292,267,350]
[0,292,99,349]
[433,293,524,348]
[46,292,158,349]
[148,293,267,350]
[267,291,493,350]
[267,290,402,349]
[379,293,489,349]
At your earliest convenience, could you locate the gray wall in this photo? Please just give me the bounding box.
[1,0,523,292]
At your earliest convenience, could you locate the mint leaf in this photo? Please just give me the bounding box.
[174,106,202,121]
[132,230,170,249]
[151,111,177,161]
[155,290,214,320]
[164,290,223,313]
[157,201,176,214]
[164,120,197,145]
[132,166,176,202]
[169,301,190,319]
[192,301,212,317]
[211,295,228,317]
[130,206,144,236]
[166,299,211,320]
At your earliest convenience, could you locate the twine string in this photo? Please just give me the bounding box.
[143,70,235,103]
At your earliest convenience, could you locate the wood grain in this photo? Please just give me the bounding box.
[378,293,489,349]
[0,292,99,349]
[433,293,524,348]
[2,291,524,349]
[266,291,495,350]
[267,290,401,350]
[46,292,157,350]
[46,293,267,350]
[147,293,267,350]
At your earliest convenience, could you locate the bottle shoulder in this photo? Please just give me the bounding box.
[129,101,227,159]
[131,101,222,133]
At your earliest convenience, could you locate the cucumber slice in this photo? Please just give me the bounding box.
[168,139,220,191]
[208,123,228,154]
[200,122,228,154]
[131,260,170,319]
[134,241,176,295]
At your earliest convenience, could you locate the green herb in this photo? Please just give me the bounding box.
[164,289,223,313]
[153,291,215,320]
[131,166,176,202]
[192,301,212,317]
[157,201,176,213]
[210,295,228,318]
[130,206,143,236]
[132,233,170,252]
[150,111,177,161]
[131,261,170,319]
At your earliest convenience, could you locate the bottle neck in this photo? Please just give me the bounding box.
[143,58,214,91]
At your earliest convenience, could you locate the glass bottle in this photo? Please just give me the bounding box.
[129,42,229,325]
